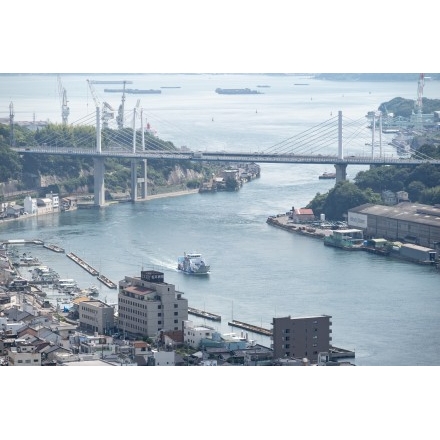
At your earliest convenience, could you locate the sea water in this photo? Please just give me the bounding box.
[1,73,440,365]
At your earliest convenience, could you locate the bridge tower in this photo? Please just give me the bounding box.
[93,106,106,206]
[129,103,148,201]
[334,110,347,183]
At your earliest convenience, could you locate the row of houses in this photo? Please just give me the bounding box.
[0,268,350,366]
[0,193,77,219]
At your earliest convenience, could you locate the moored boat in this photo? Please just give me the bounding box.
[319,172,336,180]
[177,252,210,275]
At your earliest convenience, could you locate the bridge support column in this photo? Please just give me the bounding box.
[93,157,106,207]
[139,159,147,199]
[334,163,347,183]
[131,159,138,202]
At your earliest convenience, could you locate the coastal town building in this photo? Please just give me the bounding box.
[117,270,188,339]
[7,339,42,366]
[78,299,115,335]
[348,202,440,249]
[272,315,332,363]
[290,207,315,223]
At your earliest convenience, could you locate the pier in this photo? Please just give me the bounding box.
[43,243,65,253]
[97,274,117,289]
[188,307,221,322]
[228,320,272,337]
[66,252,99,276]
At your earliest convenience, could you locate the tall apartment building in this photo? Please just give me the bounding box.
[272,315,332,363]
[118,270,188,339]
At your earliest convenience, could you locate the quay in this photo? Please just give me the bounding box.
[188,306,221,322]
[266,215,331,239]
[228,319,272,337]
[66,252,99,276]
[97,274,117,289]
[329,346,355,360]
[1,238,44,247]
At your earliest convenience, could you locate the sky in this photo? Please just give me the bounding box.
[2,1,438,74]
[3,1,438,436]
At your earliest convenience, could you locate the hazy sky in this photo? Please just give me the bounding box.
[3,0,437,73]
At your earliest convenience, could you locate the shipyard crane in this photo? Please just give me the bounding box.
[116,80,129,130]
[86,79,114,128]
[413,73,425,130]
[57,75,70,125]
[415,73,425,115]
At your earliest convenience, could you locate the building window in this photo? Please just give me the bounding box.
[284,328,290,333]
[174,319,178,324]
[158,313,162,317]
[158,305,162,309]
[174,304,178,308]
[174,312,178,316]
[158,321,162,325]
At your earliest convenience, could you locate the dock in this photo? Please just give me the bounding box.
[227,320,272,337]
[97,274,117,289]
[43,243,65,253]
[188,307,221,322]
[329,346,355,359]
[66,252,99,276]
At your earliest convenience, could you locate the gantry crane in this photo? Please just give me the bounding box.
[87,79,115,128]
[116,80,130,130]
[57,75,70,125]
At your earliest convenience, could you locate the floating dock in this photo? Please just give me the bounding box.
[97,274,117,289]
[43,243,65,253]
[227,320,272,337]
[66,252,99,276]
[188,307,221,322]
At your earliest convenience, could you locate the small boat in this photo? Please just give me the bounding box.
[177,252,210,275]
[319,172,336,180]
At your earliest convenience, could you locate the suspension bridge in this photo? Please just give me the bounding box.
[10,107,440,207]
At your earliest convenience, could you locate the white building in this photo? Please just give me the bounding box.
[45,193,59,210]
[23,195,37,214]
[36,197,53,214]
[183,320,215,349]
[7,339,42,366]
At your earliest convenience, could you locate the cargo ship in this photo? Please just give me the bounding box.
[215,88,262,95]
[104,88,161,94]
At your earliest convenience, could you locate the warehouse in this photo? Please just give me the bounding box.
[347,202,440,250]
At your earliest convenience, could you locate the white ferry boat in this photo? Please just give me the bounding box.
[177,252,210,275]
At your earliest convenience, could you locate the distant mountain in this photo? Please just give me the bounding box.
[314,73,440,81]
